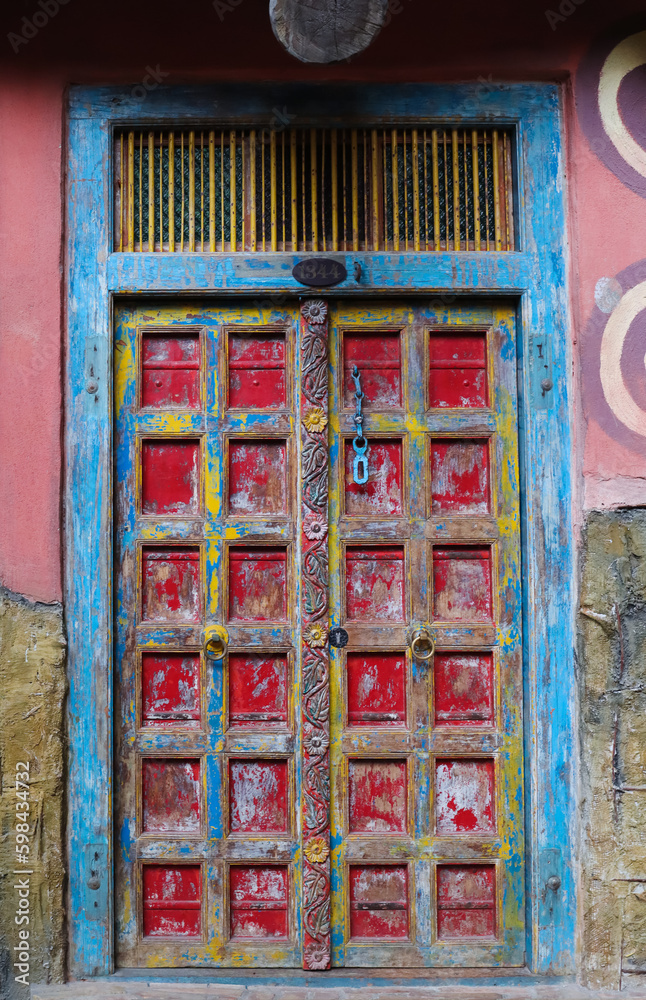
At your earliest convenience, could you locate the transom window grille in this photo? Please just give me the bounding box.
[114,127,515,253]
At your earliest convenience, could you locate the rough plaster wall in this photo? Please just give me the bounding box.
[0,588,66,1000]
[579,510,646,990]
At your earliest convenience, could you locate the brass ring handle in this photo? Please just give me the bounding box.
[204,626,229,660]
[410,628,435,661]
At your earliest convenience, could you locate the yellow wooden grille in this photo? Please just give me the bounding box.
[114,127,515,253]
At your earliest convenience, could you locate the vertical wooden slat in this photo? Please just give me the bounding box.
[168,132,175,252]
[159,132,164,252]
[302,132,307,251]
[230,130,237,252]
[452,129,460,251]
[148,130,155,251]
[412,129,420,252]
[351,129,359,251]
[342,130,348,251]
[463,131,469,252]
[289,128,298,250]
[472,130,481,252]
[281,131,286,251]
[250,130,257,252]
[362,129,368,252]
[241,130,246,251]
[200,132,205,253]
[221,131,226,251]
[442,131,450,251]
[391,129,399,251]
[127,131,134,252]
[138,132,143,253]
[209,131,216,252]
[403,130,409,251]
[331,129,339,251]
[180,132,185,253]
[382,128,388,251]
[321,130,326,252]
[289,128,298,251]
[311,128,318,252]
[493,129,502,251]
[423,130,430,251]
[270,129,277,251]
[188,130,195,252]
[504,132,513,251]
[371,129,379,251]
[483,131,491,252]
[119,134,124,252]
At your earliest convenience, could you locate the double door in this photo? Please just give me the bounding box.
[114,297,523,969]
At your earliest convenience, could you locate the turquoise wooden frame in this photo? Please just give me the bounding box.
[66,83,575,978]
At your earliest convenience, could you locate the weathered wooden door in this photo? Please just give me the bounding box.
[114,298,523,969]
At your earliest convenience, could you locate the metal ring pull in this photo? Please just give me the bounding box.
[410,628,435,661]
[351,366,369,485]
[205,626,229,660]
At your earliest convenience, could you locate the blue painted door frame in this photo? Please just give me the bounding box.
[65,82,575,976]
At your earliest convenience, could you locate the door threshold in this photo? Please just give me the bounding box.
[31,970,646,1000]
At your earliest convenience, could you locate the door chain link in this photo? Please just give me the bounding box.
[351,366,369,485]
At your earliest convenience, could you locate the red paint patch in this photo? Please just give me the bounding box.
[436,864,496,939]
[142,758,201,834]
[343,332,402,409]
[434,652,494,727]
[431,439,489,514]
[349,865,409,939]
[228,439,288,516]
[228,331,286,409]
[345,438,403,516]
[435,758,495,834]
[141,652,201,728]
[228,547,288,622]
[141,439,200,516]
[433,546,492,622]
[346,546,405,622]
[142,864,201,937]
[229,865,289,939]
[141,547,201,623]
[141,333,201,410]
[428,333,488,408]
[228,652,289,728]
[229,758,289,834]
[346,652,406,726]
[348,759,408,833]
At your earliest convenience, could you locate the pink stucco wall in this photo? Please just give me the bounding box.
[0,0,645,601]
[0,75,62,602]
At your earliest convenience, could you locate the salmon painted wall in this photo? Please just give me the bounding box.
[0,0,644,593]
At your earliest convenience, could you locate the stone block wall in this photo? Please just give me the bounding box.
[0,588,66,1000]
[579,510,646,990]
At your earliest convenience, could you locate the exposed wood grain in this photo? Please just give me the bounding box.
[269,0,388,64]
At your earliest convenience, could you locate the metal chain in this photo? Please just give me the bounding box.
[351,366,368,485]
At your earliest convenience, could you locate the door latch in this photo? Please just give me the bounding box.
[351,366,369,484]
[84,844,108,921]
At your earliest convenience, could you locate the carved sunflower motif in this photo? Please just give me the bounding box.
[305,945,330,970]
[301,300,327,324]
[303,407,328,434]
[304,623,327,648]
[304,836,330,864]
[303,518,327,541]
[304,729,329,756]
